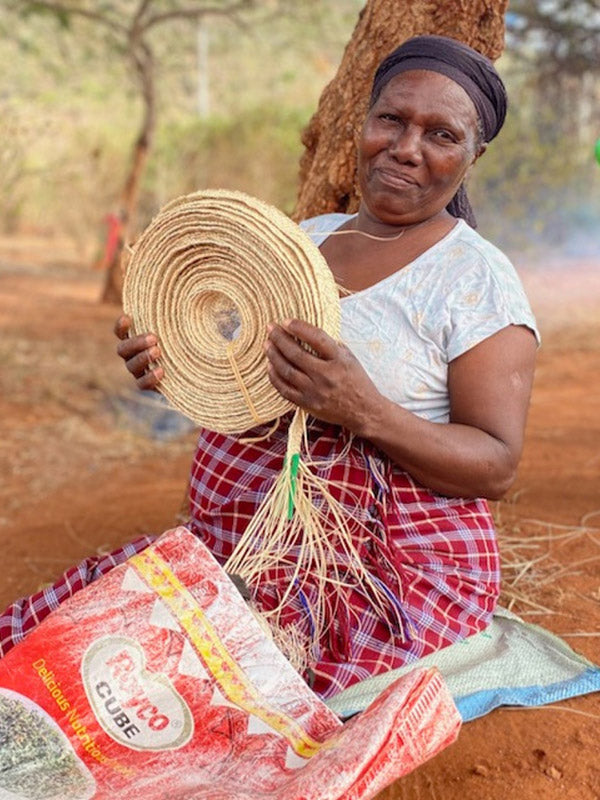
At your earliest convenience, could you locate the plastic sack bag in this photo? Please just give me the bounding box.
[0,527,461,799]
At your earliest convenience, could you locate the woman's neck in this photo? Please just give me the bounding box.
[319,205,460,293]
[353,205,452,238]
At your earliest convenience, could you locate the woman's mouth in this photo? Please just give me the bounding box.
[375,168,419,189]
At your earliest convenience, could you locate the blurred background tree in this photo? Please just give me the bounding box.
[0,0,598,297]
[7,0,274,301]
[471,0,600,252]
[294,0,508,220]
[507,0,600,80]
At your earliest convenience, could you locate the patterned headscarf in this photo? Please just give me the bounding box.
[370,35,508,227]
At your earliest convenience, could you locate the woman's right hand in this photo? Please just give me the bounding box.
[114,314,164,391]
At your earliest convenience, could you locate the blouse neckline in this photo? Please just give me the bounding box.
[318,215,465,302]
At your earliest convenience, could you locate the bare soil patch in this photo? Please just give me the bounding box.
[1,240,599,800]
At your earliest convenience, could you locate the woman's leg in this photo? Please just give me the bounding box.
[0,534,155,657]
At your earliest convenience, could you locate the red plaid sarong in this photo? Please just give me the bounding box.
[1,415,499,700]
[189,415,499,698]
[0,536,155,656]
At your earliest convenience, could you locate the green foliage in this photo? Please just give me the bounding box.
[1,0,598,262]
[144,105,311,219]
[507,1,600,80]
[470,65,600,258]
[0,1,356,245]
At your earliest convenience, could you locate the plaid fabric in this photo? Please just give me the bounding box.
[1,417,499,701]
[0,536,154,658]
[189,415,500,699]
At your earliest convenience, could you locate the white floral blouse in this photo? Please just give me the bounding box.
[301,214,540,424]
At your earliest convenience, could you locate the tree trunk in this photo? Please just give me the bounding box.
[100,135,152,304]
[101,39,155,305]
[293,0,508,221]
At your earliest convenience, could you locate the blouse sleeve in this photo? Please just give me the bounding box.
[299,213,353,247]
[443,247,540,363]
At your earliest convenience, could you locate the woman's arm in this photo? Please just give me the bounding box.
[265,319,537,500]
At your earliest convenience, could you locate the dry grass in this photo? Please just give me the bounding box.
[493,498,600,624]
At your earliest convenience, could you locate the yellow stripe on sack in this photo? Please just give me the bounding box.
[130,548,324,758]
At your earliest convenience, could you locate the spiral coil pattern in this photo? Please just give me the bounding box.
[123,189,341,433]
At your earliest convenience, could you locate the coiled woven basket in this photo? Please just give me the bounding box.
[123,190,399,666]
[123,189,341,434]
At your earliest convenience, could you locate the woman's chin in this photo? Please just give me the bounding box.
[362,198,431,227]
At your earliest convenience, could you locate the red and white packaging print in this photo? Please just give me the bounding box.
[0,527,461,799]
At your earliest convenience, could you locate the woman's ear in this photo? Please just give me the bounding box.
[473,142,488,163]
[463,141,487,181]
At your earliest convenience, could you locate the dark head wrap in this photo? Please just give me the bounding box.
[369,35,508,227]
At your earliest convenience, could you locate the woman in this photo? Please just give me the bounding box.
[1,36,538,701]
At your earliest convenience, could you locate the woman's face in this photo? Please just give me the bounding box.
[358,69,484,226]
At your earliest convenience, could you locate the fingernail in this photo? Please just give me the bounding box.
[145,334,157,346]
[149,346,160,359]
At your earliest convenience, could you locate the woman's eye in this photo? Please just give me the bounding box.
[433,129,456,142]
[379,113,401,123]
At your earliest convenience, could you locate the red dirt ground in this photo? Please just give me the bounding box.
[1,238,599,800]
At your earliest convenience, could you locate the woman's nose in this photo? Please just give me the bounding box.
[388,125,423,164]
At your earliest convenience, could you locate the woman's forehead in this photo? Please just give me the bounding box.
[374,70,479,126]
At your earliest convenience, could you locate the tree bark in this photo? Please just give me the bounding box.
[100,135,152,304]
[293,0,508,221]
[101,39,156,304]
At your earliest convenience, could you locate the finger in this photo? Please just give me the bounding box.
[281,319,339,360]
[123,345,161,379]
[117,333,159,362]
[137,366,164,391]
[114,314,132,340]
[266,362,302,406]
[265,339,311,389]
[267,325,317,373]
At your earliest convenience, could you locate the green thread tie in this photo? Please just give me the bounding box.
[287,452,301,520]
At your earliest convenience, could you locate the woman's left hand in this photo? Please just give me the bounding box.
[265,319,381,433]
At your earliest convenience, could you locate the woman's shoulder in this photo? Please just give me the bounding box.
[429,220,533,303]
[434,221,528,298]
[435,221,541,354]
[434,220,510,270]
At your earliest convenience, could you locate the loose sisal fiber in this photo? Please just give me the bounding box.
[123,189,341,434]
[123,190,403,667]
